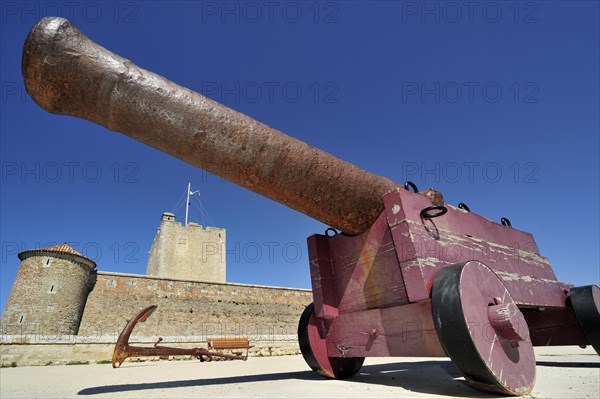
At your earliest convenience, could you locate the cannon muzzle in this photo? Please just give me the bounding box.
[22,17,399,234]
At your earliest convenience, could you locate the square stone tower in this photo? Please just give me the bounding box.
[146,213,226,283]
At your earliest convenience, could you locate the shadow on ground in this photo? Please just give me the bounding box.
[535,361,599,368]
[78,360,500,398]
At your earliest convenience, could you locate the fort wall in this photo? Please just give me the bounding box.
[0,335,299,366]
[0,215,313,366]
[78,272,312,338]
[147,213,226,283]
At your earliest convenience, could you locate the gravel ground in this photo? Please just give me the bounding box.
[0,347,598,398]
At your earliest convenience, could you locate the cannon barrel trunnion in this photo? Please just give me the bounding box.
[22,17,599,396]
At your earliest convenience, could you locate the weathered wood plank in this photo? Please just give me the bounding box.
[383,189,567,307]
[522,307,589,346]
[325,301,445,357]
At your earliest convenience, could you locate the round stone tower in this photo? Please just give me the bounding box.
[2,243,96,335]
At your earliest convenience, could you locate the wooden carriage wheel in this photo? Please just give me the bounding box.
[297,303,364,379]
[432,261,536,395]
[570,285,600,355]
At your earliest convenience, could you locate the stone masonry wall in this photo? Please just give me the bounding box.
[79,272,313,339]
[147,218,226,283]
[2,255,93,335]
[0,335,300,367]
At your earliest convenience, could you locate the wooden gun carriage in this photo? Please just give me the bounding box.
[22,17,599,395]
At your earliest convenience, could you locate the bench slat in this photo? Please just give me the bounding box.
[207,337,252,350]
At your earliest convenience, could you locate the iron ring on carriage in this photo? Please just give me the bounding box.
[420,205,448,219]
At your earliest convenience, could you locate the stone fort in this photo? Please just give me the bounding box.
[0,213,312,366]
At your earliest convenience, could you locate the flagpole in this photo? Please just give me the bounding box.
[185,182,191,226]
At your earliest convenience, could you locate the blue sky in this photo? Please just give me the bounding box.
[1,1,598,314]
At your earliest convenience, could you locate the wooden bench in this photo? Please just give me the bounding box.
[207,338,253,358]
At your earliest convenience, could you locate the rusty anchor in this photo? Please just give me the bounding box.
[112,305,250,368]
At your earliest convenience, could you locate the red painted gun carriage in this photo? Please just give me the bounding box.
[22,17,599,396]
[299,185,599,395]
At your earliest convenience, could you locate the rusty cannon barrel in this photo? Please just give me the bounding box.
[22,17,400,235]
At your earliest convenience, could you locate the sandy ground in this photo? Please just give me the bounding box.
[1,347,598,398]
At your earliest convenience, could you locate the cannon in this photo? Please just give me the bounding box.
[22,17,599,395]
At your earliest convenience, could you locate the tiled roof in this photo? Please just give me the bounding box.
[18,243,96,267]
[42,243,85,257]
